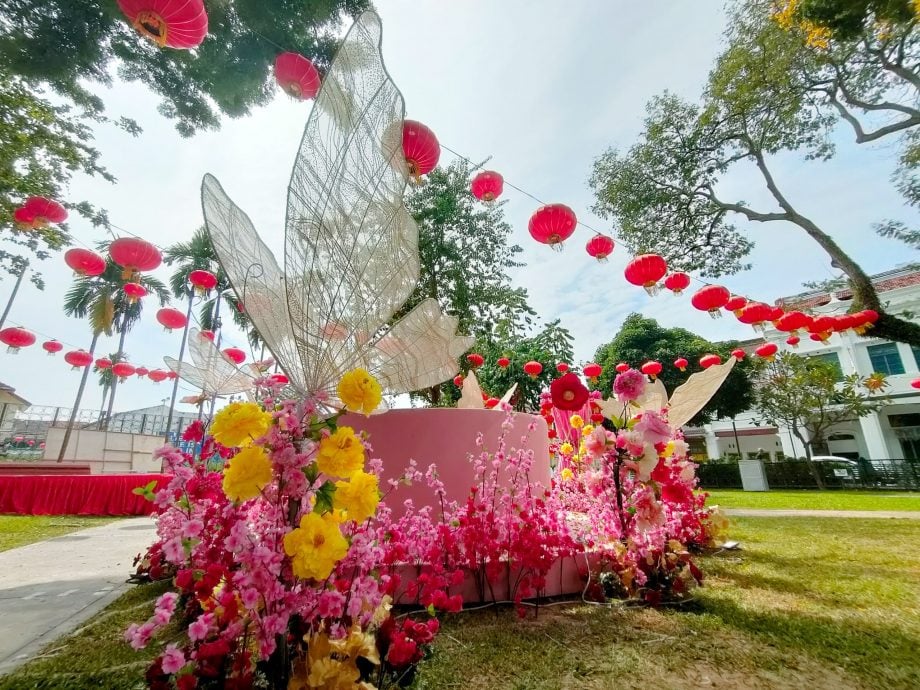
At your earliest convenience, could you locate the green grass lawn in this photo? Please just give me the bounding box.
[703,489,920,511]
[3,517,918,689]
[0,515,118,552]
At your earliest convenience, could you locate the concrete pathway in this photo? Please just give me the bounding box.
[725,508,920,519]
[0,517,156,675]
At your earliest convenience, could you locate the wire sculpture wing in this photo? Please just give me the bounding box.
[667,357,737,428]
[200,11,471,407]
[165,329,260,396]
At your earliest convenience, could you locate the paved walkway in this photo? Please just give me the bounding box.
[0,517,156,674]
[725,508,920,519]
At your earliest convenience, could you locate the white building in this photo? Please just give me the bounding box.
[688,267,920,461]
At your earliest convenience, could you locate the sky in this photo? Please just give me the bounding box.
[1,1,917,413]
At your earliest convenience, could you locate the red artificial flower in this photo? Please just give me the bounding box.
[550,372,589,411]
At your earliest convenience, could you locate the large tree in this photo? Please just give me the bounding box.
[753,351,887,487]
[590,0,920,346]
[592,313,755,426]
[0,0,369,136]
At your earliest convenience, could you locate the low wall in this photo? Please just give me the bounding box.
[42,428,164,474]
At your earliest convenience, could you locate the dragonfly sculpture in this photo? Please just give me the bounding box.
[174,11,472,412]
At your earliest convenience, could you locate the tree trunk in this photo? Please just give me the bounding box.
[428,383,441,406]
[58,332,100,462]
[792,426,825,490]
[104,324,129,430]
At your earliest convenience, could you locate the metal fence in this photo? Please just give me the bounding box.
[697,458,920,491]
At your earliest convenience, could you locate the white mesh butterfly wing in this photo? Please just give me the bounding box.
[164,329,258,396]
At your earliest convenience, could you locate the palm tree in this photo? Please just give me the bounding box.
[58,244,169,459]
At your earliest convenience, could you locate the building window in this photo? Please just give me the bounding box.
[811,352,843,380]
[867,343,904,376]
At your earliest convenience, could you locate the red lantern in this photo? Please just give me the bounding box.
[274,52,321,100]
[584,362,603,383]
[736,302,773,331]
[116,0,208,49]
[123,282,147,304]
[497,357,510,369]
[911,378,920,390]
[663,272,691,295]
[14,196,67,229]
[200,330,215,342]
[585,234,615,262]
[0,327,36,353]
[96,357,113,369]
[674,357,688,372]
[466,353,484,368]
[471,171,504,203]
[556,362,570,374]
[523,361,543,379]
[112,362,136,380]
[402,120,440,183]
[614,362,629,373]
[223,347,246,365]
[641,361,663,379]
[148,369,168,383]
[135,366,150,377]
[42,340,63,355]
[188,269,218,294]
[64,349,93,369]
[731,348,746,360]
[768,306,785,322]
[724,295,747,313]
[167,370,178,379]
[808,315,835,339]
[786,335,800,348]
[109,237,161,279]
[271,373,289,385]
[755,342,778,361]
[691,285,730,318]
[699,353,721,369]
[453,374,464,387]
[775,310,810,335]
[64,248,106,277]
[624,254,668,295]
[528,204,577,250]
[156,307,187,332]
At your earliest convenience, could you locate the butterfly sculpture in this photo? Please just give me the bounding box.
[191,11,472,411]
[166,329,271,400]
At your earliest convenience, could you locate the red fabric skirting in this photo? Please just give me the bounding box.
[0,474,170,516]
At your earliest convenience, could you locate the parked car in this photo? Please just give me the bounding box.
[810,456,858,465]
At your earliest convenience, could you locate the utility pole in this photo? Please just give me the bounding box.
[164,288,195,441]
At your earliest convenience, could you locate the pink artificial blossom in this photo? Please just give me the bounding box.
[634,411,671,446]
[613,368,646,403]
[161,644,186,674]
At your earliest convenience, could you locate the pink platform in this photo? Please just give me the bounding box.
[340,408,584,602]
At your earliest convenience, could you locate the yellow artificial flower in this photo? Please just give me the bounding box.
[569,414,584,429]
[333,470,380,523]
[222,446,273,502]
[316,426,365,478]
[559,442,574,455]
[283,512,349,581]
[337,368,382,415]
[581,424,594,437]
[561,467,574,482]
[210,401,271,448]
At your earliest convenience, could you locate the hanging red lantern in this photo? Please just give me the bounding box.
[112,362,136,380]
[471,171,504,203]
[188,269,218,294]
[624,254,668,295]
[786,335,800,348]
[116,0,208,49]
[775,310,810,335]
[274,52,321,100]
[466,353,484,368]
[768,306,785,323]
[135,366,150,377]
[523,361,543,379]
[167,370,178,379]
[0,327,36,353]
[699,353,721,369]
[148,369,168,383]
[663,272,690,295]
[755,343,779,361]
[270,373,289,385]
[64,248,106,277]
[402,120,440,183]
[109,237,162,279]
[641,361,663,379]
[496,357,511,369]
[691,285,731,318]
[614,362,629,373]
[199,330,215,342]
[556,362,570,374]
[674,357,688,372]
[42,340,63,355]
[156,307,187,332]
[911,378,920,390]
[736,302,773,331]
[223,347,246,365]
[731,348,746,360]
[529,204,577,251]
[123,282,148,304]
[808,315,835,340]
[64,349,93,369]
[96,357,113,369]
[584,362,603,383]
[453,374,464,387]
[14,196,68,229]
[585,234,615,262]
[724,295,747,313]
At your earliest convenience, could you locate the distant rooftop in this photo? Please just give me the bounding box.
[0,382,30,407]
[775,266,920,310]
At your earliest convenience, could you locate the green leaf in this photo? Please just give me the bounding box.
[314,480,337,515]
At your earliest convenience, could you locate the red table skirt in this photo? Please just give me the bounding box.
[0,473,170,516]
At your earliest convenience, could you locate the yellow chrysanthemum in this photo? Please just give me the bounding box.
[559,442,574,455]
[337,368,382,415]
[222,446,273,502]
[569,414,584,429]
[581,424,594,437]
[333,471,380,523]
[561,467,574,482]
[210,401,271,448]
[283,512,349,581]
[316,426,365,478]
